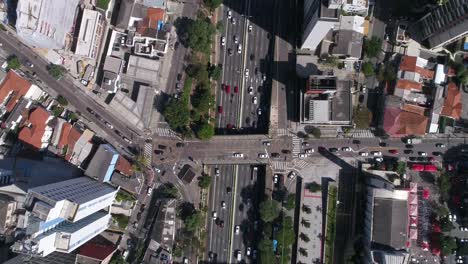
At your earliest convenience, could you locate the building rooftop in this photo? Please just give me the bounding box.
[116,156,134,176]
[395,79,423,91]
[75,9,103,59]
[372,197,408,249]
[383,105,428,136]
[332,30,363,59]
[0,70,32,113]
[18,107,52,150]
[110,172,140,194]
[126,55,160,84]
[399,55,434,80]
[136,8,165,37]
[103,56,123,74]
[115,0,134,29]
[84,144,119,182]
[143,0,166,8]
[76,235,117,262]
[320,0,339,19]
[441,82,462,119]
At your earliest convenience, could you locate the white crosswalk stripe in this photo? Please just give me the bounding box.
[271,161,290,171]
[154,128,177,137]
[276,128,290,136]
[143,143,152,166]
[349,129,375,138]
[292,136,302,158]
[293,160,309,170]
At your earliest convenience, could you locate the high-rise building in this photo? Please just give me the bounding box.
[301,0,340,51]
[11,177,117,257]
[410,0,468,49]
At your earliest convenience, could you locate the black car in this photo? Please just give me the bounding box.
[379,142,387,147]
[176,142,185,148]
[158,144,167,149]
[154,150,164,155]
[271,153,280,158]
[406,144,414,149]
[352,140,361,144]
[433,151,443,156]
[177,73,182,81]
[250,54,255,60]
[226,187,232,193]
[174,41,180,50]
[409,157,417,161]
[282,149,291,154]
[404,149,413,154]
[329,147,338,153]
[228,48,233,56]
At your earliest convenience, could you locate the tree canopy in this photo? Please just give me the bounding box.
[259,199,280,223]
[362,62,374,77]
[184,211,203,233]
[7,56,21,70]
[306,182,321,193]
[192,87,215,114]
[195,121,215,140]
[47,64,65,80]
[198,174,211,188]
[187,18,216,54]
[363,36,382,58]
[203,0,223,11]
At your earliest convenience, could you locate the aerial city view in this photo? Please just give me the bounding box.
[0,0,467,263]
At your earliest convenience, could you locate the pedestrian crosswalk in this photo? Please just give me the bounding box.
[154,128,177,138]
[292,135,302,157]
[276,128,290,137]
[271,161,290,171]
[293,159,309,170]
[143,143,152,166]
[349,129,375,138]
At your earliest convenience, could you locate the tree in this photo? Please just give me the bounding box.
[302,205,312,214]
[300,232,310,242]
[440,235,457,255]
[299,247,308,257]
[216,21,224,32]
[304,126,321,138]
[396,161,406,175]
[161,185,180,199]
[52,105,64,117]
[187,18,216,54]
[362,62,374,77]
[259,199,280,223]
[208,64,222,81]
[192,87,214,114]
[320,54,338,67]
[164,100,190,130]
[47,64,65,80]
[438,173,451,201]
[57,95,68,106]
[363,36,382,58]
[377,64,397,82]
[7,56,20,70]
[284,193,295,210]
[203,0,223,11]
[110,254,127,264]
[458,243,468,255]
[258,238,276,263]
[306,182,321,193]
[301,218,311,228]
[132,155,148,173]
[195,121,215,140]
[68,112,78,122]
[198,174,211,188]
[277,216,295,247]
[184,211,203,233]
[440,217,455,232]
[433,203,449,218]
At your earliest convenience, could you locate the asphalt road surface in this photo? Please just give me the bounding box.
[0,30,139,152]
[207,164,236,263]
[217,0,273,133]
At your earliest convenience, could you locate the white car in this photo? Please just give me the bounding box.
[419,151,427,156]
[305,148,314,154]
[236,251,241,261]
[258,153,267,158]
[232,17,236,25]
[234,35,238,44]
[238,44,242,53]
[212,211,217,219]
[263,141,271,146]
[248,24,252,32]
[342,147,351,152]
[105,122,114,129]
[436,143,446,148]
[153,167,161,173]
[359,152,369,156]
[221,36,226,46]
[235,225,240,234]
[257,108,262,115]
[233,153,244,158]
[371,151,382,156]
[215,168,220,176]
[253,96,257,104]
[273,174,279,183]
[288,171,296,179]
[227,10,232,19]
[183,257,189,264]
[245,69,249,77]
[374,157,383,162]
[147,187,153,196]
[248,86,253,94]
[221,201,226,209]
[123,137,132,144]
[298,153,308,158]
[246,247,251,256]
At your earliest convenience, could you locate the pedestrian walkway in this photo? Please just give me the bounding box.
[143,143,152,166]
[271,161,290,171]
[292,159,309,170]
[154,127,178,138]
[276,128,291,137]
[292,135,302,157]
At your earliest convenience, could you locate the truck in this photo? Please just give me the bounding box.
[405,138,422,144]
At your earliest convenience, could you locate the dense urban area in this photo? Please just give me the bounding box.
[0,0,466,263]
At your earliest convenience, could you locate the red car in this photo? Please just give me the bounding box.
[225,85,231,93]
[234,86,239,93]
[227,123,233,129]
[218,106,223,114]
[389,149,399,154]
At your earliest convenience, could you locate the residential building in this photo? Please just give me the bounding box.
[0,70,32,119]
[101,56,122,93]
[142,199,176,264]
[69,129,95,167]
[301,0,340,51]
[330,15,365,60]
[11,177,118,257]
[440,82,462,120]
[51,120,82,158]
[383,99,429,137]
[75,9,105,60]
[18,107,54,150]
[85,144,119,183]
[0,194,17,239]
[300,75,352,126]
[115,156,134,176]
[341,0,369,16]
[364,185,410,263]
[16,0,80,50]
[410,0,468,49]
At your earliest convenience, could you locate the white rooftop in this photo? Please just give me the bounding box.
[339,15,365,34]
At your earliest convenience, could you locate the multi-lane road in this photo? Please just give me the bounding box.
[216,0,272,133]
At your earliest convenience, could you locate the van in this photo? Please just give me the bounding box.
[236,251,242,262]
[1,61,7,72]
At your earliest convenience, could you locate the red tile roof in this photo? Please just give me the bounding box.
[78,238,117,261]
[402,104,426,115]
[116,156,134,176]
[18,107,50,150]
[383,106,428,136]
[58,122,82,156]
[0,71,32,112]
[136,8,165,35]
[396,79,423,91]
[399,55,434,79]
[441,82,462,119]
